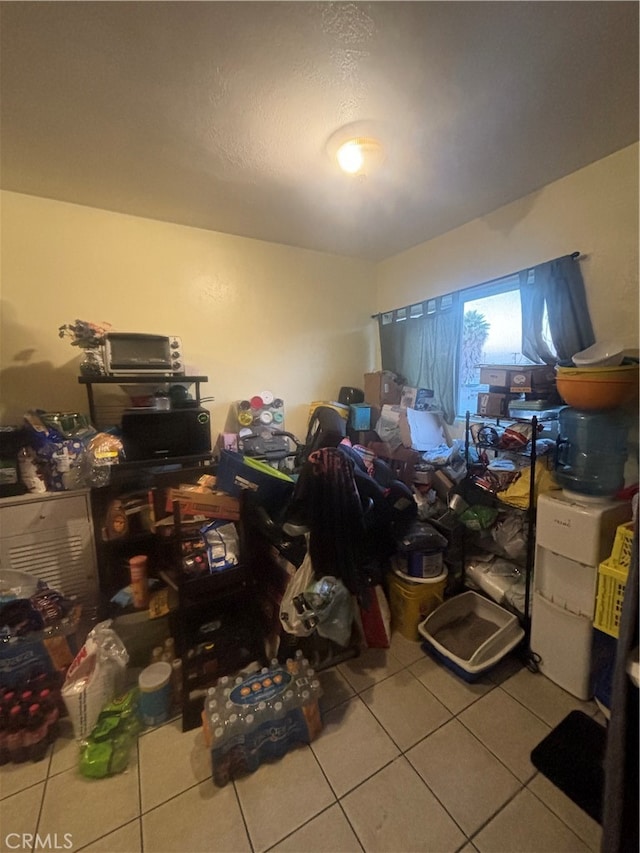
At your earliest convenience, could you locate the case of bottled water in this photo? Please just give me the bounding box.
[202,652,323,786]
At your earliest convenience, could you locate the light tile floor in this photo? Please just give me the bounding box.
[1,633,604,853]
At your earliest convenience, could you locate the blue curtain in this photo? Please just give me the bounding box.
[519,254,595,364]
[378,294,461,424]
[378,253,593,422]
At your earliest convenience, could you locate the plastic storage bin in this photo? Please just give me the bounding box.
[418,591,524,681]
[387,569,447,641]
[215,450,294,512]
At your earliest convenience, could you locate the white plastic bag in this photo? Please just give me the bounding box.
[279,542,316,637]
[62,620,129,740]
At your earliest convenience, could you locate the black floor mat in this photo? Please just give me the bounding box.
[530,710,607,823]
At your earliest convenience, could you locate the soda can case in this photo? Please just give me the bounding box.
[202,657,323,787]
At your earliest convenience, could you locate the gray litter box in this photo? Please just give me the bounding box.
[418,591,524,681]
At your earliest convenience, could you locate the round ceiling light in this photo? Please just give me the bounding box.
[335,137,384,177]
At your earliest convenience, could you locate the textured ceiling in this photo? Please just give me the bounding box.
[1,1,638,261]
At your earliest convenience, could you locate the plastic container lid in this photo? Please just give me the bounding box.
[138,662,172,692]
[393,566,448,585]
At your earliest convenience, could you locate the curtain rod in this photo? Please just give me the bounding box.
[371,250,582,320]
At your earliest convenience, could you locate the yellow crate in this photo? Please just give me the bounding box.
[610,521,634,570]
[593,558,628,639]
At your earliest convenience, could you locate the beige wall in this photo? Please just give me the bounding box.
[376,143,639,353]
[2,143,638,445]
[0,191,376,440]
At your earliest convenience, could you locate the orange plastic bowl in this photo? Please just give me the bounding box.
[556,366,639,411]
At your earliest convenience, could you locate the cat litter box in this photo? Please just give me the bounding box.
[418,590,524,681]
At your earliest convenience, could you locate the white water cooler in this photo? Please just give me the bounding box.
[530,490,631,699]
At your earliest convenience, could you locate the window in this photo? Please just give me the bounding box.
[378,253,590,425]
[457,272,556,417]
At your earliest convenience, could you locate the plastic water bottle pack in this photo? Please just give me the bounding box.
[202,652,323,786]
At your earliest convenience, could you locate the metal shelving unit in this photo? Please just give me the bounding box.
[78,374,208,426]
[463,411,555,652]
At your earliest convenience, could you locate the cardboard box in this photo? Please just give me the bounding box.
[507,367,556,393]
[479,366,510,387]
[400,386,434,410]
[476,392,512,417]
[349,429,379,446]
[479,365,556,393]
[364,371,403,409]
[400,386,418,409]
[400,408,448,451]
[166,486,240,521]
[431,470,454,501]
[367,441,421,486]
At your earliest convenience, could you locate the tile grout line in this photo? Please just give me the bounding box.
[336,652,539,847]
[335,798,367,853]
[262,656,597,852]
[406,656,591,849]
[232,776,256,853]
[525,775,602,851]
[135,734,144,852]
[320,672,478,846]
[33,743,54,846]
[447,680,601,847]
[7,646,598,853]
[72,818,141,853]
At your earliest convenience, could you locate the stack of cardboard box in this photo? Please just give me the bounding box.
[362,371,446,485]
[476,365,557,417]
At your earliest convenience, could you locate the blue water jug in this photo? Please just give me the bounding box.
[555,407,630,498]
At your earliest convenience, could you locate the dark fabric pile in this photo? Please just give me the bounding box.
[291,445,416,602]
[303,447,368,599]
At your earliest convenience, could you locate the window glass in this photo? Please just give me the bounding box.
[457,276,556,417]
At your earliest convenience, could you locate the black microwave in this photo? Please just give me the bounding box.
[102,333,184,376]
[121,408,211,460]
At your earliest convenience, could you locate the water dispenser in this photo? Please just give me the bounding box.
[555,407,630,499]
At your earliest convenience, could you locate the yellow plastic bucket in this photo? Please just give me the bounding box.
[388,569,447,641]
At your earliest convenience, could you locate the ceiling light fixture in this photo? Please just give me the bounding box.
[335,136,384,177]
